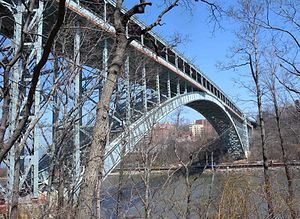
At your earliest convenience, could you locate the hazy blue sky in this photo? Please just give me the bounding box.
[129,1,253,123]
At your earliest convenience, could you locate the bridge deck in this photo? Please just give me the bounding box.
[0,0,252,126]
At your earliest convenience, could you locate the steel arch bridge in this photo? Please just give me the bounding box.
[103,91,250,178]
[0,0,252,199]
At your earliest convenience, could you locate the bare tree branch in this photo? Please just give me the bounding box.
[276,53,300,77]
[123,0,152,25]
[128,0,179,42]
[274,73,300,95]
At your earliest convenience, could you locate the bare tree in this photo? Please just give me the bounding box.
[224,1,275,217]
[262,0,300,96]
[263,53,296,219]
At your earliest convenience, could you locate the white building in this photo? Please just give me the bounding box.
[189,119,214,137]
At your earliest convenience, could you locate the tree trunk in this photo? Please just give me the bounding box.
[10,156,21,219]
[115,145,126,218]
[255,76,275,218]
[57,167,65,219]
[251,27,275,218]
[185,164,192,219]
[75,2,134,215]
[271,84,296,219]
[75,37,128,218]
[204,152,215,218]
[144,158,151,219]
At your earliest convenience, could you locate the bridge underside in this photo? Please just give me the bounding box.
[103,92,247,178]
[187,101,245,158]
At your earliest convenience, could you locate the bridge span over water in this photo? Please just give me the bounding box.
[0,0,252,199]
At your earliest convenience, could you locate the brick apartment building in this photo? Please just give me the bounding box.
[149,119,216,144]
[151,123,193,143]
[189,119,215,138]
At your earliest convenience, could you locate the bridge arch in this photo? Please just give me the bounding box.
[103,92,247,178]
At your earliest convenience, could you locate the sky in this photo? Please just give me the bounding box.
[128,1,253,123]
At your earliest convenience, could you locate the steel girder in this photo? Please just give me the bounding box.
[102,92,250,179]
[6,0,44,200]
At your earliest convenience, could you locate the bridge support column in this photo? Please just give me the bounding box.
[200,75,203,85]
[125,56,131,121]
[103,0,107,22]
[141,34,144,45]
[165,49,168,62]
[142,64,147,112]
[8,0,44,199]
[7,3,24,200]
[99,0,108,87]
[177,79,180,95]
[156,71,160,105]
[73,21,82,192]
[167,72,171,99]
[32,0,44,198]
[102,38,108,83]
[243,116,250,158]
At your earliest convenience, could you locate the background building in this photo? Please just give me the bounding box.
[189,119,215,138]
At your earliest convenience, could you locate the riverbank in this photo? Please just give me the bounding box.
[111,161,300,175]
[102,166,300,218]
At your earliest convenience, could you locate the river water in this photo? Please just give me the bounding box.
[101,167,300,218]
